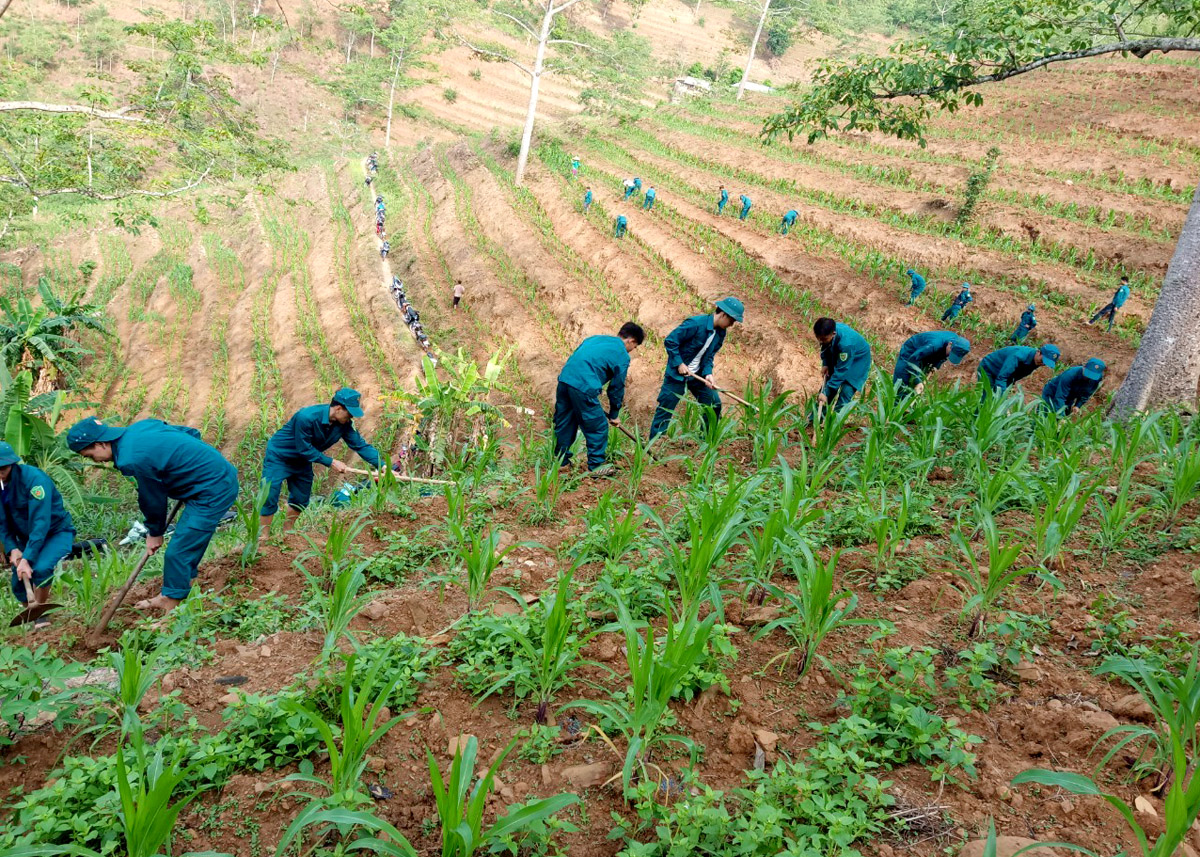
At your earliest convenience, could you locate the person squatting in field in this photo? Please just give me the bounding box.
[892,331,971,398]
[1042,358,1106,416]
[978,343,1060,395]
[553,323,644,479]
[0,442,75,612]
[815,317,872,412]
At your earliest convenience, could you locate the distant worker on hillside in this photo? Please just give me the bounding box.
[717,185,729,214]
[380,241,390,260]
[365,176,373,187]
[453,281,465,310]
[905,268,926,305]
[941,283,973,324]
[814,317,872,412]
[67,417,239,613]
[779,210,798,235]
[649,297,744,441]
[583,187,593,214]
[892,331,970,397]
[623,178,636,201]
[257,388,383,538]
[614,215,628,238]
[643,186,657,211]
[1009,304,1037,344]
[553,322,645,479]
[0,442,75,616]
[1089,276,1131,331]
[571,156,580,178]
[1042,358,1106,416]
[978,343,1059,396]
[633,178,643,199]
[739,194,752,221]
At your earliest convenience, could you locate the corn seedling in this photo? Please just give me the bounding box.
[295,511,370,579]
[809,395,857,459]
[303,560,374,658]
[111,740,209,857]
[448,523,517,614]
[756,545,871,678]
[572,490,647,565]
[60,546,130,626]
[644,469,761,617]
[275,807,417,857]
[1031,468,1097,571]
[950,513,1047,637]
[564,591,716,790]
[1093,467,1149,562]
[526,457,568,525]
[237,478,273,567]
[490,569,599,723]
[864,484,913,574]
[429,735,578,857]
[740,458,822,600]
[1094,649,1200,788]
[1155,434,1200,530]
[282,654,412,811]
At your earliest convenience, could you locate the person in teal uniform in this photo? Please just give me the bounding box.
[649,297,744,440]
[1090,276,1131,331]
[905,268,926,305]
[892,331,970,396]
[1042,358,1106,416]
[978,343,1059,395]
[259,388,383,533]
[0,442,75,612]
[814,317,871,411]
[554,323,645,478]
[779,210,798,234]
[717,185,729,214]
[583,187,593,213]
[739,194,752,221]
[942,283,973,323]
[643,186,657,211]
[614,215,628,238]
[1009,304,1037,344]
[68,417,239,613]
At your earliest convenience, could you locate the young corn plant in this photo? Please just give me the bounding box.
[565,590,717,790]
[525,458,568,525]
[809,394,857,459]
[740,458,821,602]
[571,490,646,565]
[237,478,273,567]
[489,569,598,724]
[864,484,913,575]
[113,741,209,857]
[1155,434,1200,530]
[1031,468,1097,571]
[756,545,871,678]
[282,654,412,812]
[950,513,1047,638]
[429,736,578,857]
[448,523,516,615]
[1094,649,1200,789]
[1093,466,1149,563]
[295,511,370,579]
[61,547,131,626]
[645,469,761,617]
[305,560,374,658]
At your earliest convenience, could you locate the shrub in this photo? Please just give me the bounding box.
[955,146,1001,229]
[443,87,458,103]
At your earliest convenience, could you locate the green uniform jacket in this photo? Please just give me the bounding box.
[663,314,725,379]
[821,323,872,392]
[0,463,74,561]
[265,405,382,469]
[558,335,631,419]
[978,346,1039,392]
[112,420,239,536]
[1042,367,1101,413]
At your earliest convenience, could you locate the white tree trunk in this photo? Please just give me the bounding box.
[1109,178,1200,416]
[514,0,554,187]
[736,0,770,101]
[385,48,404,150]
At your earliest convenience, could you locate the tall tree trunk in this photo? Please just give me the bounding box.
[514,0,554,187]
[1108,179,1200,416]
[385,47,404,150]
[736,0,771,101]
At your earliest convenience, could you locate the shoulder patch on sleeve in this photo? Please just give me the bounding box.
[30,485,45,501]
[839,352,848,362]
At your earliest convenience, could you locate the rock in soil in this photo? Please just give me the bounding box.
[753,729,779,753]
[959,837,1061,857]
[727,721,756,755]
[561,762,611,789]
[447,733,475,756]
[1110,692,1155,722]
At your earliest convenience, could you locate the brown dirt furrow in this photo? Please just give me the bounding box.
[412,147,565,406]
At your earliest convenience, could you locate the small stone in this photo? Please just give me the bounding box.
[727,722,756,755]
[363,601,388,621]
[366,756,386,773]
[447,734,475,757]
[500,786,515,801]
[1046,699,1063,711]
[561,762,611,789]
[1013,660,1041,682]
[1135,795,1157,816]
[959,836,1060,857]
[1061,799,1073,814]
[497,530,515,550]
[753,729,779,753]
[514,781,529,798]
[1111,693,1154,722]
[541,764,553,786]
[259,645,272,658]
[878,845,895,857]
[742,605,782,624]
[220,692,238,706]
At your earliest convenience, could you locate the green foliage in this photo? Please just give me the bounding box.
[0,644,86,752]
[0,277,109,388]
[955,146,1001,229]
